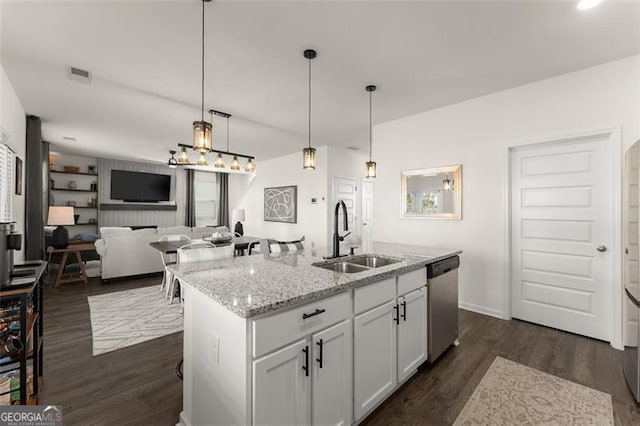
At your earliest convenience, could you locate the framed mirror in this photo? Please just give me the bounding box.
[401,164,462,220]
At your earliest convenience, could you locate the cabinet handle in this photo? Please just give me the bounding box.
[401,300,407,321]
[302,346,309,377]
[316,339,323,369]
[302,308,326,320]
[393,304,400,324]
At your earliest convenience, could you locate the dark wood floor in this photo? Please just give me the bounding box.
[39,275,182,426]
[39,276,640,425]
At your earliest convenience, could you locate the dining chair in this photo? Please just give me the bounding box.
[159,234,191,296]
[169,242,236,305]
[247,239,263,255]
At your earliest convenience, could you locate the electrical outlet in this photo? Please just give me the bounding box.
[211,333,220,364]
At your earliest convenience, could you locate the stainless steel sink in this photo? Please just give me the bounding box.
[316,262,371,274]
[348,255,402,268]
[313,254,403,274]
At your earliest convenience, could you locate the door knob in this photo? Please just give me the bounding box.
[597,245,608,253]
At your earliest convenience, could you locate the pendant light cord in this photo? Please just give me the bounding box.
[227,116,230,151]
[308,57,312,149]
[369,91,372,162]
[201,0,205,122]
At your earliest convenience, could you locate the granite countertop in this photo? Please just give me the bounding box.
[170,241,461,319]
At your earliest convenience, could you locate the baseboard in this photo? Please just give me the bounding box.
[458,301,506,320]
[177,411,191,426]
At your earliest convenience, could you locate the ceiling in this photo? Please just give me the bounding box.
[1,0,639,165]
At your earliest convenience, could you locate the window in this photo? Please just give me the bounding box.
[194,171,218,227]
[0,143,14,222]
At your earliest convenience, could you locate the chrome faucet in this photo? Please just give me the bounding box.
[331,200,351,258]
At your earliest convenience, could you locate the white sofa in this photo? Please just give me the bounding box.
[94,226,215,280]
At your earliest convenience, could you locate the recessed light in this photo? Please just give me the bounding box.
[62,136,76,143]
[577,0,603,10]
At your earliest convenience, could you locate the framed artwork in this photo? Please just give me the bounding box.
[15,156,22,195]
[264,185,297,223]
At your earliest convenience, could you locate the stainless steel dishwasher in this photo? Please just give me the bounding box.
[427,255,460,362]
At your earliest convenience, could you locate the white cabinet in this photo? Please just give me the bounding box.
[397,287,427,382]
[312,320,352,426]
[354,300,397,420]
[253,339,311,426]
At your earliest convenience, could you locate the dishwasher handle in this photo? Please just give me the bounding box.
[427,255,460,279]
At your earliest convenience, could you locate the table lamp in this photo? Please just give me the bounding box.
[48,206,75,249]
[233,208,245,236]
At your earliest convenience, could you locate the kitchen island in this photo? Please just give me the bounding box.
[173,242,461,426]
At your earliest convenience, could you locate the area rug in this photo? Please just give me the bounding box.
[454,356,614,425]
[87,286,183,356]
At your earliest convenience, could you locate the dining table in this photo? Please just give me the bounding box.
[149,235,262,256]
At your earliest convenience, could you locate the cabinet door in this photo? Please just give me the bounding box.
[397,287,427,382]
[253,339,311,426]
[312,320,352,426]
[354,300,397,421]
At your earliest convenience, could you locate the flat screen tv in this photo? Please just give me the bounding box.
[110,170,171,202]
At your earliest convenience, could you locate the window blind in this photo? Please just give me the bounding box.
[0,144,14,222]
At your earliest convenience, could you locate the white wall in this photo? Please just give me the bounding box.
[326,146,368,245]
[0,62,26,262]
[373,55,640,319]
[235,146,329,247]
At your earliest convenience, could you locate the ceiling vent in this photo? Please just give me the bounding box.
[67,66,92,84]
[346,146,360,151]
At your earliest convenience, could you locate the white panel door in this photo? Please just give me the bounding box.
[311,320,352,426]
[511,137,613,341]
[397,288,427,382]
[253,339,310,426]
[624,143,639,346]
[354,301,397,421]
[361,180,373,252]
[333,176,357,234]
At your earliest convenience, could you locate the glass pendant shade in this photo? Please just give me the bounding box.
[303,147,316,170]
[443,176,452,191]
[197,151,209,166]
[245,158,255,172]
[365,161,377,178]
[193,121,212,152]
[177,147,190,164]
[214,153,225,168]
[230,156,240,171]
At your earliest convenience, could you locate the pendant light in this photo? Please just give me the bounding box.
[443,174,453,191]
[302,49,317,170]
[192,0,213,153]
[245,158,255,172]
[226,115,240,171]
[167,150,178,168]
[177,147,190,164]
[197,151,209,166]
[212,109,224,168]
[365,85,377,178]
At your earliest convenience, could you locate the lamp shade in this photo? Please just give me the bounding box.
[47,206,75,226]
[233,208,246,222]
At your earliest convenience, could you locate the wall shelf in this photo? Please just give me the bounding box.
[51,188,97,193]
[50,170,98,177]
[51,205,97,209]
[100,203,177,211]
